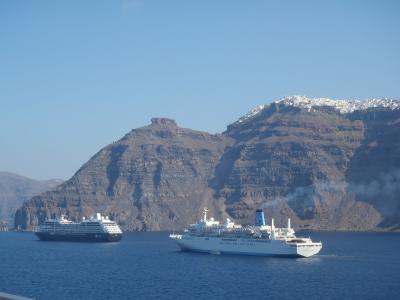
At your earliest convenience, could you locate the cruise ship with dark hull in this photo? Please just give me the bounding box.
[35,213,122,242]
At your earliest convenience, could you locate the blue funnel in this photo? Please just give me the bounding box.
[255,209,266,226]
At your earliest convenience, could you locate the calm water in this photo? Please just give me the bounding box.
[1,231,399,300]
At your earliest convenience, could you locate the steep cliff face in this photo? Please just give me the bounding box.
[0,172,61,227]
[214,103,379,230]
[15,118,232,230]
[15,97,400,231]
[346,110,400,228]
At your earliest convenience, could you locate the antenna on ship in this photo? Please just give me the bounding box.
[203,208,208,222]
[271,218,275,240]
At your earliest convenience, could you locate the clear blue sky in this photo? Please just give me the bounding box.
[0,0,399,180]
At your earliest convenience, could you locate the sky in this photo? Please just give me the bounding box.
[0,0,399,180]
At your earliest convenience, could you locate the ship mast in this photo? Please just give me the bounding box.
[203,208,208,222]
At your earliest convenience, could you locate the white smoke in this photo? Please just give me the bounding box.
[261,185,316,209]
[348,169,400,199]
[260,169,400,215]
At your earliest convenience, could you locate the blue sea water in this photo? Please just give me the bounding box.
[0,231,399,300]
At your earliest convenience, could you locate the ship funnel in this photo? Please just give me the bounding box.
[255,209,266,226]
[287,218,291,230]
[96,213,101,220]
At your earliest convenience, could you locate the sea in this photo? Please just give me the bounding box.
[0,231,399,300]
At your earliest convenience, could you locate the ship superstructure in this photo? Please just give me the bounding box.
[35,213,122,242]
[170,208,322,257]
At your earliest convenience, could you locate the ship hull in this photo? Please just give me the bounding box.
[171,235,321,258]
[35,232,122,242]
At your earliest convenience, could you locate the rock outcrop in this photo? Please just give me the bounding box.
[15,97,400,231]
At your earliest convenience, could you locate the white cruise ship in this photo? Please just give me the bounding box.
[170,208,322,257]
[35,213,122,242]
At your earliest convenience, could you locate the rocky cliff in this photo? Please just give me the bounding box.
[0,172,61,227]
[15,118,232,230]
[15,97,400,231]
